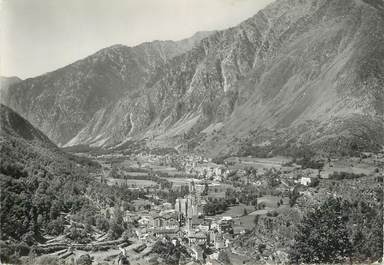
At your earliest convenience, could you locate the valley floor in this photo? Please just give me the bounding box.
[10,150,384,265]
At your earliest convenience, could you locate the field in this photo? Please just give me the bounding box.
[249,196,288,215]
[216,204,257,218]
[107,178,157,187]
[321,157,378,178]
[225,156,290,170]
[238,215,258,230]
[257,195,286,207]
[149,165,186,176]
[237,196,289,229]
[125,172,149,177]
[164,177,191,187]
[120,157,191,177]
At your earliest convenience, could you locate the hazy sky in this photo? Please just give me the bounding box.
[1,0,273,79]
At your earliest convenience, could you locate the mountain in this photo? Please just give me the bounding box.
[0,76,22,101]
[2,32,212,146]
[0,103,99,171]
[0,76,22,88]
[3,0,384,156]
[0,103,55,147]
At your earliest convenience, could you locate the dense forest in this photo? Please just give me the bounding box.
[0,129,147,263]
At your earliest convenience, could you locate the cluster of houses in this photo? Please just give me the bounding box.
[134,153,231,181]
[95,149,384,264]
[111,180,243,263]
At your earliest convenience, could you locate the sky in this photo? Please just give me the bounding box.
[0,0,273,79]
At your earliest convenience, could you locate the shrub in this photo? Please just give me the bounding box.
[309,177,320,187]
[266,211,279,217]
[66,226,92,244]
[258,244,266,254]
[46,218,64,236]
[77,254,93,265]
[96,216,109,232]
[108,221,124,240]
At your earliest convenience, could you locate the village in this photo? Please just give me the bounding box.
[32,148,383,265]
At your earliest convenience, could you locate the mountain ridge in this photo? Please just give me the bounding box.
[2,31,213,146]
[2,0,384,156]
[0,104,55,147]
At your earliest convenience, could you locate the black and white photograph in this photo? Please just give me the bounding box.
[0,0,383,264]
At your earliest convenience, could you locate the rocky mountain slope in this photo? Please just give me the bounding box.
[0,76,22,101]
[2,32,212,146]
[3,0,384,156]
[0,76,22,88]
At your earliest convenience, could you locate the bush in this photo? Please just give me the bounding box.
[108,221,124,240]
[257,202,266,210]
[203,201,228,215]
[266,211,279,217]
[0,241,19,264]
[152,238,189,265]
[258,244,266,254]
[21,231,37,246]
[16,242,30,256]
[66,226,92,244]
[77,254,93,265]
[96,216,109,232]
[309,177,320,187]
[288,187,300,207]
[46,218,64,236]
[296,157,324,170]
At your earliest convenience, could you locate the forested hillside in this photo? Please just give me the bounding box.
[0,105,145,263]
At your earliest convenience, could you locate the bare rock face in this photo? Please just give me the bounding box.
[3,0,384,155]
